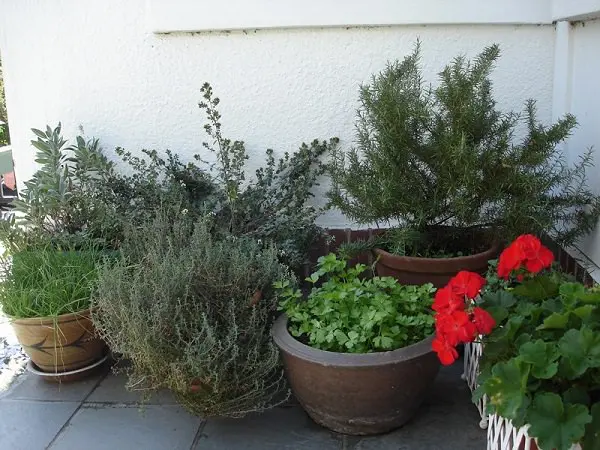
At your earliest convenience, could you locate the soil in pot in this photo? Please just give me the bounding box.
[11,308,106,374]
[272,314,440,435]
[374,227,500,287]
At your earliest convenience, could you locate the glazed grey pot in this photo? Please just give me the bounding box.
[272,314,440,435]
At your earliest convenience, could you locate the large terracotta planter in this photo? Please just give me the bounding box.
[374,242,500,287]
[272,314,440,435]
[10,308,106,373]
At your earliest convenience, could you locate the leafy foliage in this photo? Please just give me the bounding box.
[477,275,600,449]
[2,84,336,272]
[198,83,338,270]
[276,253,435,353]
[0,247,104,318]
[328,42,600,254]
[0,124,119,253]
[91,212,295,417]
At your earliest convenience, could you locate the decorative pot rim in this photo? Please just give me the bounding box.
[373,242,500,264]
[27,352,109,377]
[9,307,93,325]
[272,314,435,367]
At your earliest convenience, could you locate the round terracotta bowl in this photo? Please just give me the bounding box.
[272,314,440,435]
[10,308,106,373]
[374,242,500,288]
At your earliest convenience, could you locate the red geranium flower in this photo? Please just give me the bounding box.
[432,286,465,314]
[432,336,459,366]
[436,310,477,345]
[472,307,496,335]
[497,234,554,279]
[449,271,486,299]
[497,244,524,279]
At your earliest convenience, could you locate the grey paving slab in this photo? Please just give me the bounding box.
[196,405,342,450]
[86,371,177,405]
[0,399,79,450]
[49,404,202,450]
[344,363,487,449]
[1,370,105,402]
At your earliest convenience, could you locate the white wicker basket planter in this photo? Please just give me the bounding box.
[487,413,582,450]
[462,340,489,428]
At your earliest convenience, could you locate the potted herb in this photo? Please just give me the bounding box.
[0,248,107,379]
[91,212,294,417]
[328,42,600,287]
[272,254,439,435]
[433,235,599,449]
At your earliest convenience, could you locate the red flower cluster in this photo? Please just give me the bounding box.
[432,271,495,365]
[497,234,554,279]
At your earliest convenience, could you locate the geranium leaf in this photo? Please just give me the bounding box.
[485,306,509,324]
[494,316,524,341]
[558,327,600,379]
[537,312,570,330]
[560,282,587,309]
[512,276,559,301]
[484,358,530,423]
[583,402,600,450]
[573,305,595,319]
[519,340,559,379]
[481,290,517,309]
[527,393,590,450]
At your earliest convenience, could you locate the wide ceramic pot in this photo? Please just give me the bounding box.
[374,242,500,288]
[272,314,440,435]
[10,308,106,373]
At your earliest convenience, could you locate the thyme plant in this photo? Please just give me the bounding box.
[328,42,600,255]
[92,212,294,417]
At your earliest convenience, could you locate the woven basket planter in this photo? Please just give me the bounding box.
[462,341,489,429]
[487,414,582,450]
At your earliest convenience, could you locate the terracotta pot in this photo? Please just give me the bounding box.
[10,308,106,373]
[272,314,440,435]
[374,242,500,287]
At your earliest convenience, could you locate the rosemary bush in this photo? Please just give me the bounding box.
[328,42,600,255]
[91,212,295,417]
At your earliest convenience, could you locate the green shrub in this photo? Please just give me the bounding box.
[328,42,600,255]
[0,248,102,318]
[276,253,435,353]
[198,83,338,271]
[4,84,336,272]
[0,124,119,253]
[91,212,295,417]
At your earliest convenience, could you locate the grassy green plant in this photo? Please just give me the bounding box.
[91,211,295,417]
[0,248,102,318]
[328,42,600,256]
[276,253,435,353]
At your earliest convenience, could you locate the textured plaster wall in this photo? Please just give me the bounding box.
[0,1,555,227]
[563,20,600,276]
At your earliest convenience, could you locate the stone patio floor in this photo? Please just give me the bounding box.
[0,360,486,450]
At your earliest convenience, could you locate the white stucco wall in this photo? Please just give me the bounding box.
[0,1,556,228]
[556,19,600,278]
